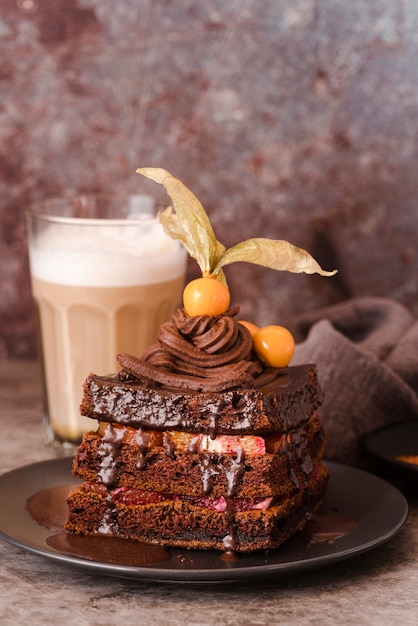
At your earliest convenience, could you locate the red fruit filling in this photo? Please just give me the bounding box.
[109,486,273,512]
[97,422,293,456]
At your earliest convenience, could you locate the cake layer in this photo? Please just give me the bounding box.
[72,415,326,498]
[80,364,323,435]
[65,462,329,553]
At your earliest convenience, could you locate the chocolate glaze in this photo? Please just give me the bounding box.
[80,364,323,437]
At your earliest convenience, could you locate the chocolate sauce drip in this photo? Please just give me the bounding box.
[207,402,221,440]
[97,424,124,486]
[97,424,125,532]
[197,446,246,498]
[116,308,284,393]
[163,432,175,457]
[222,506,240,556]
[98,499,118,534]
[135,429,149,469]
[225,447,245,497]
[200,455,220,494]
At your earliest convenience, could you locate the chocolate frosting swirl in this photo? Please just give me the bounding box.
[117,307,281,392]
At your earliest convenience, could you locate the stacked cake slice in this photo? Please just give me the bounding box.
[66,309,329,553]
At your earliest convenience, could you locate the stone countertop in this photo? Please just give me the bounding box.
[0,361,417,626]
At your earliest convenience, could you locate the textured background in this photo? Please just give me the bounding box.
[1,0,417,359]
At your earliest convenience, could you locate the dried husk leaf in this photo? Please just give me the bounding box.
[158,207,192,253]
[136,167,222,274]
[137,167,337,280]
[213,238,338,276]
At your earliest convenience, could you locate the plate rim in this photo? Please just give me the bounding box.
[363,419,418,474]
[0,458,409,583]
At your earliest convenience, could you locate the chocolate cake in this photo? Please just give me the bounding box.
[66,307,329,553]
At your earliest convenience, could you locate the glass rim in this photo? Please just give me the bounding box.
[27,214,160,226]
[28,192,169,226]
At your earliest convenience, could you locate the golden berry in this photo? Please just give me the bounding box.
[183,277,230,317]
[253,325,295,368]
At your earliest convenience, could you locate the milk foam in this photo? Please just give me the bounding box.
[29,220,186,286]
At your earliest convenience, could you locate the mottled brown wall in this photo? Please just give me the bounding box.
[1,0,417,359]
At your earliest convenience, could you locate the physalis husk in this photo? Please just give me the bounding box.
[136,167,337,281]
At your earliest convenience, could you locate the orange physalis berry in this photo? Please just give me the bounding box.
[183,277,230,317]
[253,325,295,368]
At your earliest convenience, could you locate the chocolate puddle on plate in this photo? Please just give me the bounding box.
[302,508,358,544]
[26,484,74,532]
[26,484,170,566]
[46,533,170,566]
[26,485,358,567]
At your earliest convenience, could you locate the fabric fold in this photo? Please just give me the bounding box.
[291,297,418,464]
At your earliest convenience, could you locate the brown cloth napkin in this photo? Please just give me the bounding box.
[291,297,418,465]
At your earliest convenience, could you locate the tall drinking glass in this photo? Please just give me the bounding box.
[27,194,187,454]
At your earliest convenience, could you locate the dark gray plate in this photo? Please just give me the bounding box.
[0,458,408,583]
[363,420,418,487]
